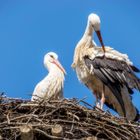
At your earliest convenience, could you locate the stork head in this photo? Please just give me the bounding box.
[88,13,101,31]
[44,52,66,74]
[88,13,105,53]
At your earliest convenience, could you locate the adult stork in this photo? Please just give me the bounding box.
[31,52,66,101]
[72,13,140,121]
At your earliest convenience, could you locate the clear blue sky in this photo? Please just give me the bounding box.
[0,0,140,112]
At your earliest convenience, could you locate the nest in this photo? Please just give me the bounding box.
[0,95,140,140]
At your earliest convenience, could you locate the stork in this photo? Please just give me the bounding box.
[72,13,140,121]
[31,52,66,101]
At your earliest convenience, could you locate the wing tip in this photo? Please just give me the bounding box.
[131,65,140,72]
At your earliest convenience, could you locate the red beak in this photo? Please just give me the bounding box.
[96,30,105,53]
[52,59,66,74]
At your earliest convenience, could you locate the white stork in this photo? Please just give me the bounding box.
[31,52,66,101]
[72,13,140,121]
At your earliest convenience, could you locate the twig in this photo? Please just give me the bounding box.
[34,128,64,140]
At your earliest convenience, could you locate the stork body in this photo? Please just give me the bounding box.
[31,52,66,101]
[72,13,140,121]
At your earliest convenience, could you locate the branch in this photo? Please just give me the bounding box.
[19,125,34,140]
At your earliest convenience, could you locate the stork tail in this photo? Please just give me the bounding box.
[121,86,139,121]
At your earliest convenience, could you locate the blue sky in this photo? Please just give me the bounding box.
[0,0,140,112]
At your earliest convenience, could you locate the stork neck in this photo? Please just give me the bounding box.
[43,69,64,82]
[83,21,94,38]
[48,67,64,77]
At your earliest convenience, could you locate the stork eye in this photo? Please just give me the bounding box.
[49,55,54,58]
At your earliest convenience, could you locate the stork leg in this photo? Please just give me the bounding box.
[96,102,100,108]
[93,91,100,108]
[100,85,105,109]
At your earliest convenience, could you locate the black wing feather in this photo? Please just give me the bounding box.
[84,57,126,115]
[84,56,140,117]
[85,56,140,91]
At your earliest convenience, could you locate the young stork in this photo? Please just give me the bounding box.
[72,13,140,121]
[31,52,66,101]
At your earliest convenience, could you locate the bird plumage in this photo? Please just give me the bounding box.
[72,13,140,121]
[31,52,65,101]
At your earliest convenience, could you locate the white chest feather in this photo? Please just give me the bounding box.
[31,70,64,101]
[75,62,90,83]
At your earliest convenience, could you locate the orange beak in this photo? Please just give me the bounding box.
[52,59,66,75]
[96,30,105,53]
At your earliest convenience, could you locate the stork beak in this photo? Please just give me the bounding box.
[52,59,66,75]
[96,30,105,53]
